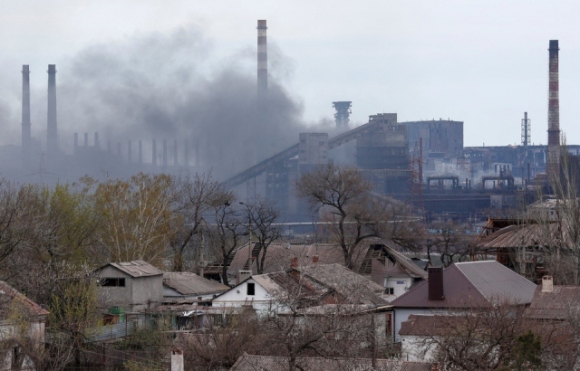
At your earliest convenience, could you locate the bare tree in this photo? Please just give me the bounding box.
[170,172,233,271]
[207,197,245,286]
[414,302,540,371]
[297,164,382,268]
[424,221,473,267]
[240,197,282,274]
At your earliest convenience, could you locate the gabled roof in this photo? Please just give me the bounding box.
[297,264,387,306]
[98,260,163,278]
[523,285,580,320]
[221,263,388,307]
[230,353,434,371]
[0,280,49,319]
[391,261,536,309]
[227,238,404,277]
[163,272,229,296]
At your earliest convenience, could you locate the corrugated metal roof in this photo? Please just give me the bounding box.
[230,354,434,371]
[477,221,573,250]
[455,261,537,304]
[391,261,536,309]
[163,272,229,296]
[106,260,163,278]
[523,285,580,320]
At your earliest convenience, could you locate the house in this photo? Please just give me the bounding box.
[223,239,425,289]
[95,260,164,313]
[212,261,388,315]
[370,245,428,300]
[390,261,536,342]
[0,280,49,370]
[477,217,579,283]
[162,272,229,303]
[399,314,464,362]
[522,275,580,367]
[230,353,435,371]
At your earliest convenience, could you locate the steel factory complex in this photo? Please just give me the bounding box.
[6,22,579,223]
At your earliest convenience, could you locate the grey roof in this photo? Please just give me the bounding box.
[297,264,388,306]
[104,260,163,278]
[238,264,388,307]
[455,261,537,304]
[163,272,229,296]
[391,261,537,309]
[230,354,434,371]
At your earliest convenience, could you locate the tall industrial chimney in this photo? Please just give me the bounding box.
[152,139,157,166]
[22,65,31,167]
[547,40,560,180]
[47,64,58,157]
[257,20,268,98]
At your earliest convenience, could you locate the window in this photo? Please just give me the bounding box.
[101,278,125,287]
[247,282,255,296]
[385,287,394,295]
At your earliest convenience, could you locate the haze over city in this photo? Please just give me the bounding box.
[2,0,580,155]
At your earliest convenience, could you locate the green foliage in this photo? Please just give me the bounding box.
[93,173,177,266]
[506,330,542,371]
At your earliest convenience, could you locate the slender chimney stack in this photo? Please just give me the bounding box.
[22,65,31,167]
[257,20,268,98]
[138,140,143,164]
[127,140,132,163]
[173,139,178,166]
[547,40,560,180]
[47,64,58,157]
[184,139,189,167]
[152,139,157,166]
[94,132,100,149]
[163,139,168,167]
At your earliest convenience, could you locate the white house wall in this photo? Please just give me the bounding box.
[212,279,276,314]
[400,334,438,362]
[384,277,413,301]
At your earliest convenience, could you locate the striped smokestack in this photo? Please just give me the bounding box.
[547,40,560,180]
[257,20,268,98]
[47,64,58,157]
[22,65,31,167]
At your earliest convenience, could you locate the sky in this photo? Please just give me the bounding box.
[1,0,580,150]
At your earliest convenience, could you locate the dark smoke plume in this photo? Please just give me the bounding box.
[57,24,310,179]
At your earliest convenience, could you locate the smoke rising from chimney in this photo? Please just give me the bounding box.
[52,24,321,179]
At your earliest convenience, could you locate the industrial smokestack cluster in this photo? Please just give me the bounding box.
[547,40,560,179]
[257,20,268,98]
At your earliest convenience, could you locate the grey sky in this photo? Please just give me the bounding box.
[2,0,579,148]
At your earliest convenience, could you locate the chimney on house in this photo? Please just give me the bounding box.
[428,267,445,301]
[171,347,184,371]
[312,255,319,265]
[291,257,298,269]
[542,275,554,293]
